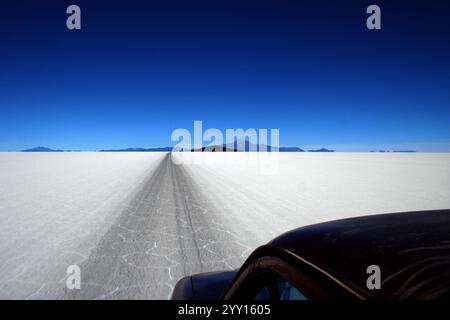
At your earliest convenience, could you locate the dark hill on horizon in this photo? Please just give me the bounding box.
[191,139,304,152]
[308,148,334,152]
[22,146,65,152]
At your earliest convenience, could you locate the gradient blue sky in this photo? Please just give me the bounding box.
[1,0,450,151]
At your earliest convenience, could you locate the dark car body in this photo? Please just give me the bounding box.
[172,210,450,300]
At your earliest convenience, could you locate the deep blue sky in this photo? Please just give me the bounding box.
[1,0,450,151]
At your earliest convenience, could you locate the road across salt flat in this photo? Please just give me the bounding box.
[0,152,450,299]
[66,154,249,299]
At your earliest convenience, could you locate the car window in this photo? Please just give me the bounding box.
[252,273,307,300]
[253,286,271,300]
[277,277,307,300]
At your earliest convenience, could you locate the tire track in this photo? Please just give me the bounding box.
[61,153,249,299]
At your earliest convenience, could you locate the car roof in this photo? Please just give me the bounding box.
[269,209,450,299]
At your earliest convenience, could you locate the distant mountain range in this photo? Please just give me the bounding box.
[307,148,334,152]
[22,146,65,152]
[101,143,305,152]
[190,146,305,152]
[370,150,417,153]
[191,140,304,152]
[21,145,336,153]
